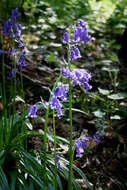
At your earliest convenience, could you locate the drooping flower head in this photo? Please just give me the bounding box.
[49,96,63,118]
[70,47,81,61]
[54,83,69,101]
[49,84,69,118]
[63,19,91,62]
[2,7,26,80]
[75,136,90,158]
[75,131,101,158]
[62,67,92,91]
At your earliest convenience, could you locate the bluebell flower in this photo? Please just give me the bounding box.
[74,26,82,42]
[81,27,91,44]
[73,20,91,44]
[11,8,18,21]
[62,68,92,91]
[28,104,37,118]
[75,140,84,158]
[78,19,88,28]
[70,47,81,61]
[75,136,90,158]
[3,19,11,36]
[49,96,63,118]
[17,51,25,71]
[75,132,101,158]
[63,31,69,44]
[74,47,81,59]
[15,23,21,38]
[10,47,15,57]
[70,49,76,61]
[93,132,101,145]
[49,83,69,118]
[54,83,69,101]
[62,67,70,77]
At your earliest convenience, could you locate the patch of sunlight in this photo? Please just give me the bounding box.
[89,0,118,23]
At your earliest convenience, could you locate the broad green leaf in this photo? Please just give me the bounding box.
[93,110,105,118]
[108,92,127,100]
[0,166,10,190]
[9,170,17,190]
[0,150,6,165]
[98,88,110,95]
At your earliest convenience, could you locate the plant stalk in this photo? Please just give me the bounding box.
[53,109,57,190]
[67,41,73,190]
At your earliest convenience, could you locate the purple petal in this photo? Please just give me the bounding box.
[28,104,37,118]
[63,31,69,44]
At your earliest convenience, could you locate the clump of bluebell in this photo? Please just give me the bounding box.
[0,7,25,78]
[49,19,92,118]
[28,19,101,159]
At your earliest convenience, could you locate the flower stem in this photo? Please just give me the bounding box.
[11,42,17,129]
[43,104,49,190]
[8,79,13,135]
[67,42,73,190]
[20,72,25,131]
[1,36,7,145]
[43,74,61,190]
[20,72,27,149]
[53,109,57,190]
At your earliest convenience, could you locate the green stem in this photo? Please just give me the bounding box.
[11,44,17,129]
[43,74,61,190]
[8,79,13,135]
[1,36,7,145]
[68,78,73,190]
[43,105,49,190]
[20,72,27,149]
[20,73,25,130]
[53,109,57,190]
[67,42,73,190]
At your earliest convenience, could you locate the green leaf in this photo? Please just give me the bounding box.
[66,107,88,116]
[93,110,105,118]
[47,53,56,62]
[108,92,127,100]
[0,150,6,166]
[98,88,110,96]
[72,165,93,190]
[9,170,17,190]
[0,166,10,190]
